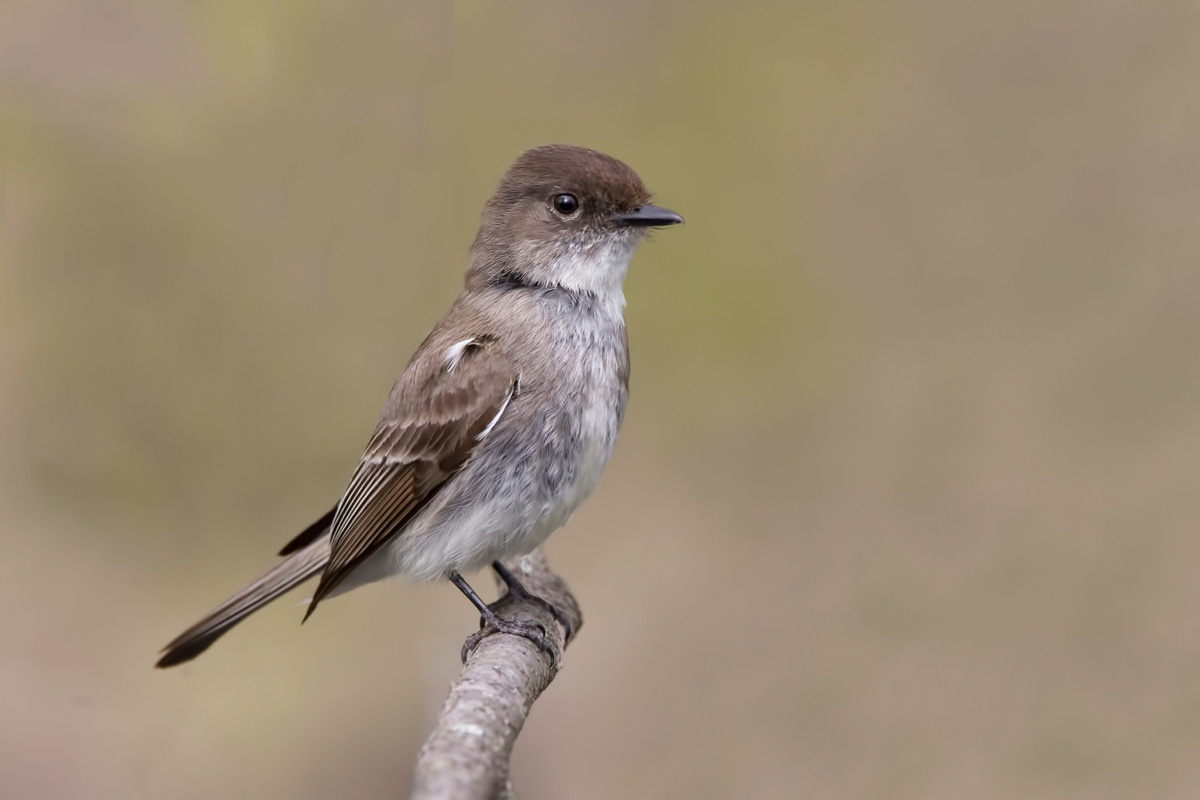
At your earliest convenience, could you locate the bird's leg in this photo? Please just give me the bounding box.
[491,560,576,641]
[450,571,553,664]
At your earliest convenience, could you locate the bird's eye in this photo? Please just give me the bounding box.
[551,193,579,216]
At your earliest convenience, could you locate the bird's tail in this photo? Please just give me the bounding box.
[155,534,331,668]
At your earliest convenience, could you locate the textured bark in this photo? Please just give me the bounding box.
[411,549,582,800]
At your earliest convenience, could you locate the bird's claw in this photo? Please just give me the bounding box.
[460,614,554,664]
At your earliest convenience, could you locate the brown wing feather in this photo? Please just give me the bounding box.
[303,340,516,617]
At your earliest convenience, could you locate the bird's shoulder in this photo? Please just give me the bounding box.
[374,320,518,456]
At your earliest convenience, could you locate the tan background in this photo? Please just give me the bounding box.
[3,1,1200,798]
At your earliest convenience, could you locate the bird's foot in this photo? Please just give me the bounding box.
[491,560,576,642]
[460,605,554,664]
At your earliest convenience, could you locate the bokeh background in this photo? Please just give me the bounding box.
[4,1,1200,798]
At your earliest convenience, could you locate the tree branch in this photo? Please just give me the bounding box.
[411,549,582,799]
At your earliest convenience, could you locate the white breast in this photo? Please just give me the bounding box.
[538,388,614,536]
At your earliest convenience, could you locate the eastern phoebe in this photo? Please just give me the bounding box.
[156,145,682,667]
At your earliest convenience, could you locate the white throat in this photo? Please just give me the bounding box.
[518,232,640,308]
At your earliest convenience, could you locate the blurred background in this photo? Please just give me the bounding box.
[3,1,1199,797]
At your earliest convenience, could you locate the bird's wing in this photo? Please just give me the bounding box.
[304,337,516,617]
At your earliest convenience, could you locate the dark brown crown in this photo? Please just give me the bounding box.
[490,144,651,216]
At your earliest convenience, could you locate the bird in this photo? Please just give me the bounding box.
[155,144,682,668]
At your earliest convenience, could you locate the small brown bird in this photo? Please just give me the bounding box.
[156,145,682,667]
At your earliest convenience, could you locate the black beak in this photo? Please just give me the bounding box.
[610,203,684,227]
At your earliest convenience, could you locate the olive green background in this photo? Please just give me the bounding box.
[3,1,1199,798]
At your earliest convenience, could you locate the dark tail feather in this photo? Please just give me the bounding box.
[278,505,337,555]
[155,535,330,668]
